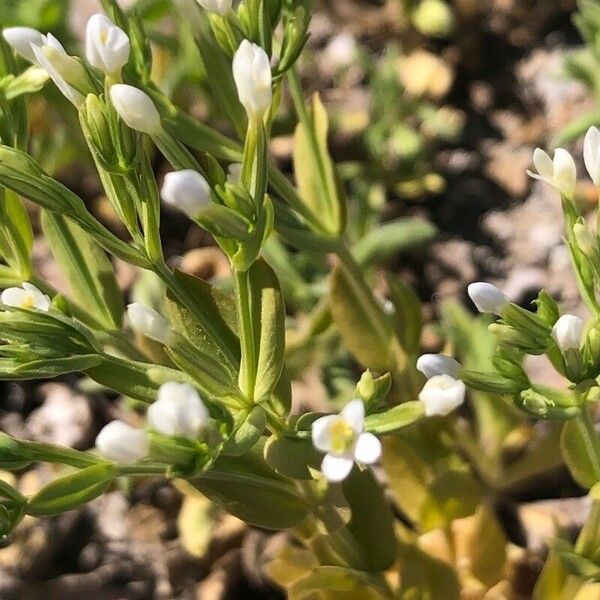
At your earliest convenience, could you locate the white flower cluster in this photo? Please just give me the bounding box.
[95,382,209,463]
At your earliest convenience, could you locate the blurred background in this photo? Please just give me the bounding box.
[0,0,597,597]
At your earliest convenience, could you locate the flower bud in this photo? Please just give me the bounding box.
[467,282,509,315]
[2,27,44,63]
[95,420,149,463]
[232,40,272,118]
[127,302,171,343]
[1,283,51,312]
[584,126,600,186]
[573,221,598,257]
[31,34,92,106]
[161,170,211,218]
[416,354,461,379]
[109,84,162,135]
[527,147,576,198]
[418,374,465,417]
[147,382,209,438]
[551,314,584,351]
[195,0,232,14]
[85,14,130,76]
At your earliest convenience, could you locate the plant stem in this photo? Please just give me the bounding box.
[234,267,256,401]
[575,404,600,482]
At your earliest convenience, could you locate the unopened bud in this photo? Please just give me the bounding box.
[418,374,465,417]
[232,40,272,118]
[467,282,509,315]
[147,382,209,438]
[416,353,461,379]
[552,314,584,351]
[95,420,149,463]
[127,302,171,343]
[109,84,162,135]
[161,170,211,218]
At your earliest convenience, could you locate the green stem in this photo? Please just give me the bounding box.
[117,463,168,476]
[234,268,256,401]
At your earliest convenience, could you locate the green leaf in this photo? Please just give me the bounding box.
[27,463,117,516]
[398,540,460,600]
[191,440,309,529]
[41,211,123,329]
[419,469,483,531]
[166,269,240,372]
[386,275,423,354]
[364,402,425,435]
[0,188,33,277]
[263,435,321,479]
[0,354,102,379]
[329,263,399,371]
[354,218,437,267]
[293,92,345,236]
[85,355,188,403]
[341,467,397,571]
[239,258,286,401]
[561,416,600,489]
[222,406,266,456]
[289,565,390,599]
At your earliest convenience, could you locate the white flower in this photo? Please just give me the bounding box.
[2,27,44,63]
[584,126,600,186]
[147,382,209,438]
[324,32,357,71]
[1,282,51,311]
[195,0,232,14]
[161,170,211,218]
[95,420,149,463]
[527,148,577,198]
[127,302,171,343]
[85,14,130,76]
[227,162,242,184]
[232,40,272,118]
[467,282,509,315]
[418,374,465,417]
[551,314,584,351]
[416,354,461,379]
[311,399,381,483]
[109,84,162,135]
[30,33,90,106]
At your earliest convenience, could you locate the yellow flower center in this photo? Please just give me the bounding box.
[20,294,35,309]
[329,419,356,454]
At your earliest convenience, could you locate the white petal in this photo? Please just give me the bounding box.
[321,453,354,482]
[584,126,600,186]
[553,148,577,197]
[532,148,554,179]
[1,287,27,308]
[354,433,382,465]
[311,415,336,452]
[340,399,365,434]
[416,354,461,379]
[418,375,465,417]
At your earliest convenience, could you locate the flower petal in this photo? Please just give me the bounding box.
[321,453,354,482]
[1,287,27,308]
[340,399,365,434]
[532,148,553,179]
[311,415,336,452]
[354,432,382,465]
